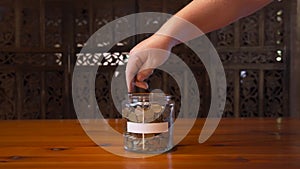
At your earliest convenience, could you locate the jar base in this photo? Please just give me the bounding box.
[124,146,173,154]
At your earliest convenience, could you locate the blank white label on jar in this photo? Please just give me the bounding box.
[127,122,168,134]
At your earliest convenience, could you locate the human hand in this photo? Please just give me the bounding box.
[125,34,178,92]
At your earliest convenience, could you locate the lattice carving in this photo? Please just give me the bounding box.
[237,50,281,64]
[45,1,63,48]
[21,1,40,47]
[219,50,284,64]
[74,0,90,47]
[113,0,136,50]
[14,53,45,66]
[22,72,41,119]
[72,70,97,118]
[136,9,167,42]
[0,1,15,47]
[239,70,259,117]
[93,1,114,50]
[264,70,284,117]
[48,53,63,66]
[94,0,112,30]
[219,51,235,64]
[0,52,63,66]
[223,70,235,117]
[240,12,260,46]
[0,52,14,65]
[0,72,16,119]
[172,44,203,66]
[193,69,209,118]
[264,1,285,46]
[216,23,235,47]
[76,52,128,66]
[95,71,113,118]
[46,71,64,119]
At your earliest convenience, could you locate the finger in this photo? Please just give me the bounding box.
[136,69,154,82]
[135,81,149,90]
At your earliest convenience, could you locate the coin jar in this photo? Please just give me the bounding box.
[122,93,175,153]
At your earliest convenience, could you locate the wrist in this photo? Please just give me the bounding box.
[152,33,181,49]
[156,15,204,44]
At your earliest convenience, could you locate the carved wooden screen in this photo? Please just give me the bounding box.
[0,0,293,119]
[211,0,291,117]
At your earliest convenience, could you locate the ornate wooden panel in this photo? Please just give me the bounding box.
[0,0,67,119]
[0,71,16,119]
[0,1,14,47]
[0,0,296,119]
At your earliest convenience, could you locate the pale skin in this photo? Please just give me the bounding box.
[126,0,273,92]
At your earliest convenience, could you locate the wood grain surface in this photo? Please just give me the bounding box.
[0,118,300,169]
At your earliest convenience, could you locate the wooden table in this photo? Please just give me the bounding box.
[0,118,300,169]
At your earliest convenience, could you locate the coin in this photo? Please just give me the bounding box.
[151,104,162,113]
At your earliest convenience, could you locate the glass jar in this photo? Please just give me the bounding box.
[122,93,175,153]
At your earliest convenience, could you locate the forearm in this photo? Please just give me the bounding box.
[156,0,273,46]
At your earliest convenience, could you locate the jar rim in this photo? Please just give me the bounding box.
[128,93,172,100]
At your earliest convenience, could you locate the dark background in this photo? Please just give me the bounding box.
[0,0,299,119]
